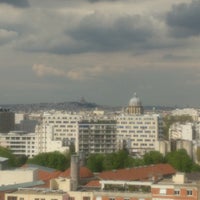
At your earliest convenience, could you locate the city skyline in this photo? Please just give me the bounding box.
[0,0,199,107]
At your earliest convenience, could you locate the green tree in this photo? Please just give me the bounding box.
[165,149,193,172]
[28,151,70,171]
[86,154,104,172]
[15,155,28,167]
[0,146,17,167]
[143,151,164,165]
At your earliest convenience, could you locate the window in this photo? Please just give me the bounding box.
[159,188,166,195]
[7,197,17,200]
[187,190,193,196]
[83,197,90,200]
[174,189,180,195]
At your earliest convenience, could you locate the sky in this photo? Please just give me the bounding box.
[0,0,200,107]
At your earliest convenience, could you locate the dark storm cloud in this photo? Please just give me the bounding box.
[0,0,29,7]
[166,0,200,37]
[66,13,154,53]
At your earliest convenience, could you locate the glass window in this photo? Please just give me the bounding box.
[159,188,166,195]
[187,190,193,196]
[174,189,180,195]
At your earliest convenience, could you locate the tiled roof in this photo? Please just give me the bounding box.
[85,180,101,187]
[98,164,176,181]
[38,170,61,181]
[59,167,94,179]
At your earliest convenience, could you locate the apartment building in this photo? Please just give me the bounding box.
[116,114,162,156]
[0,108,15,133]
[0,131,37,157]
[151,173,198,200]
[169,122,194,141]
[78,119,117,156]
[5,188,69,200]
[42,111,81,146]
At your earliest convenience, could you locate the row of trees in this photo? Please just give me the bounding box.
[86,149,200,173]
[0,146,73,171]
[0,145,200,173]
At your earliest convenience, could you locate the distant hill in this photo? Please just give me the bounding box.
[0,101,175,113]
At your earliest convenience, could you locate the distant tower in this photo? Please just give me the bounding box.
[70,154,79,191]
[127,93,144,115]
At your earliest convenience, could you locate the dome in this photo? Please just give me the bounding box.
[129,93,142,106]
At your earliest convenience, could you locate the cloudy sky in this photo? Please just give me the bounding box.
[0,0,200,107]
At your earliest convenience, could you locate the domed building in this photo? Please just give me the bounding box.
[127,93,144,115]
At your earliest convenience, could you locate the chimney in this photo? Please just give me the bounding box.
[79,152,86,167]
[70,154,79,191]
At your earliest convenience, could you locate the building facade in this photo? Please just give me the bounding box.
[42,111,81,146]
[78,119,117,156]
[0,108,14,133]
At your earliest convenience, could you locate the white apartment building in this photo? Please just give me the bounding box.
[35,124,67,154]
[0,131,37,157]
[169,122,194,141]
[114,94,163,156]
[42,111,82,146]
[116,114,162,156]
[0,126,67,158]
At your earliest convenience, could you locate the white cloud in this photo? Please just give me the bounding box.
[32,64,105,80]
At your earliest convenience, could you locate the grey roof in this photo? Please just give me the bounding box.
[22,164,56,172]
[0,181,45,191]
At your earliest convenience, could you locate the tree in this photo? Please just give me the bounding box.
[28,151,70,171]
[86,154,104,172]
[143,151,164,165]
[15,155,28,167]
[0,146,17,167]
[165,149,193,172]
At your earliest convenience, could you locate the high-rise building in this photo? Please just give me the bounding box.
[116,94,163,156]
[78,119,117,156]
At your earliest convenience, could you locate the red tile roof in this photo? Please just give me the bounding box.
[59,167,94,179]
[38,170,61,181]
[85,180,101,187]
[98,164,176,181]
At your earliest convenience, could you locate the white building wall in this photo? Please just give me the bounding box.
[116,114,162,156]
[42,111,82,147]
[0,168,37,186]
[15,113,25,124]
[169,123,194,141]
[0,131,37,158]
